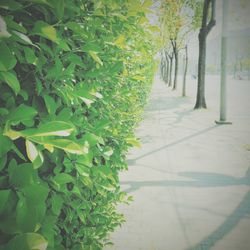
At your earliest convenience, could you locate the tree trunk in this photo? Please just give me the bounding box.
[164,51,169,84]
[160,52,165,80]
[173,49,178,90]
[195,30,207,108]
[168,52,173,87]
[194,0,216,109]
[182,45,188,97]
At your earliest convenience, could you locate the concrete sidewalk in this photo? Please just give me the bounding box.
[107,75,250,250]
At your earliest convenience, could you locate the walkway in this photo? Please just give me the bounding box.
[107,75,250,250]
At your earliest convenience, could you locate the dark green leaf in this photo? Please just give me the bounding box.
[0,42,17,71]
[0,71,20,94]
[6,104,37,125]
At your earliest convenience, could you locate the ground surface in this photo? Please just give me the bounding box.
[106,74,250,250]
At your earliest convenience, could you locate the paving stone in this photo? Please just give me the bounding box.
[105,75,250,250]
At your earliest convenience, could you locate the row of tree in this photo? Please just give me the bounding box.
[159,0,216,109]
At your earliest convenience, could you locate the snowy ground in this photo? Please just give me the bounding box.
[105,74,250,250]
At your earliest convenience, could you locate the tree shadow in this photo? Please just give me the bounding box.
[188,190,250,250]
[121,168,250,250]
[131,125,218,162]
[145,96,192,112]
[121,168,250,193]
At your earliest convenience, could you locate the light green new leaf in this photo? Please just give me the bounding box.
[33,21,58,43]
[142,0,153,8]
[7,233,48,250]
[89,51,103,66]
[0,71,20,94]
[25,140,44,169]
[30,137,88,155]
[126,137,141,147]
[53,173,74,185]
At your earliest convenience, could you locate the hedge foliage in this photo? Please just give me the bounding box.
[0,0,158,249]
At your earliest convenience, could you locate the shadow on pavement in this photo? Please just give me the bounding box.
[188,190,250,250]
[130,125,218,162]
[121,168,250,193]
[121,168,250,250]
[145,96,192,112]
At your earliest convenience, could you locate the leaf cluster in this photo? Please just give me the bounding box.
[0,0,157,249]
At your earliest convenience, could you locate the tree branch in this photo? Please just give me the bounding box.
[206,0,216,34]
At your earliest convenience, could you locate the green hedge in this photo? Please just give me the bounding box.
[0,0,157,249]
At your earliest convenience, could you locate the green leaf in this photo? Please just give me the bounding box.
[8,163,36,188]
[66,54,84,67]
[0,129,12,156]
[11,144,26,160]
[30,137,88,155]
[126,137,141,147]
[89,51,103,66]
[76,153,93,168]
[82,133,104,147]
[0,71,20,94]
[0,154,7,171]
[58,39,70,51]
[142,0,153,8]
[6,104,37,125]
[4,15,26,33]
[0,1,22,10]
[103,147,114,157]
[50,0,65,19]
[7,233,48,250]
[76,164,90,177]
[23,121,75,137]
[83,43,101,53]
[16,184,48,232]
[0,108,9,116]
[33,21,58,43]
[28,0,52,6]
[24,47,37,65]
[0,15,11,38]
[51,194,63,215]
[0,41,17,71]
[53,173,74,185]
[94,118,110,132]
[43,95,57,114]
[71,85,95,106]
[22,183,49,203]
[0,189,11,213]
[25,140,44,169]
[12,31,38,48]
